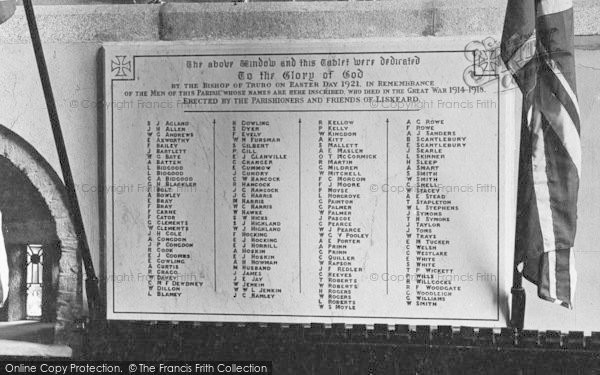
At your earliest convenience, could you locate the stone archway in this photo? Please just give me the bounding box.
[0,124,83,346]
[0,155,60,323]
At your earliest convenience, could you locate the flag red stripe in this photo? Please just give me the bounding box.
[540,118,579,249]
[554,248,572,305]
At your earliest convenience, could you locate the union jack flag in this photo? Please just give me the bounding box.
[501,0,580,308]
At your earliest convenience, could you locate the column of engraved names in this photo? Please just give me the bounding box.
[325,119,374,311]
[154,119,199,297]
[317,120,324,309]
[414,119,466,306]
[404,119,413,306]
[232,120,240,297]
[145,120,155,296]
[232,119,286,300]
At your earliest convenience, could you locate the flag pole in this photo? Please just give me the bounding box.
[510,264,525,332]
[23,0,100,322]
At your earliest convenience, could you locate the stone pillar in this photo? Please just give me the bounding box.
[7,244,26,321]
[54,216,83,346]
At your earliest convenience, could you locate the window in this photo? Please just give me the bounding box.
[26,244,44,319]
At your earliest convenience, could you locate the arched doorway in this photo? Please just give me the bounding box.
[0,124,83,346]
[0,155,60,322]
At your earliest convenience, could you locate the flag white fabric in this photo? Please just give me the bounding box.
[0,211,8,307]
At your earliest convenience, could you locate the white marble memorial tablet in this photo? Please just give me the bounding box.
[103,39,515,327]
